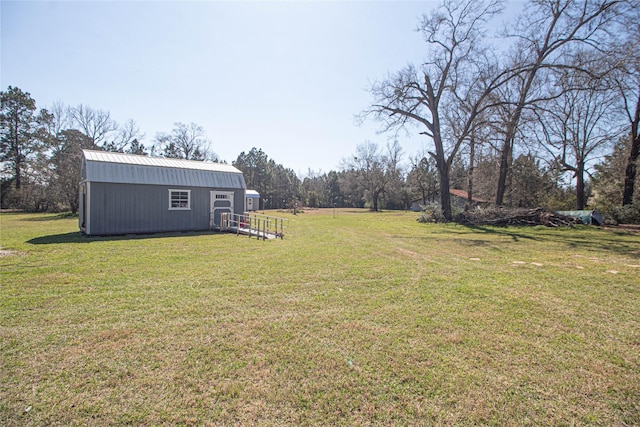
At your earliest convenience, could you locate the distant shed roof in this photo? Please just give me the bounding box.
[246,190,260,197]
[82,150,246,189]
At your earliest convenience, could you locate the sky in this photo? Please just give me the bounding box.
[1,0,523,177]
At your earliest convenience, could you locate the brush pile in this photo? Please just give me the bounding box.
[455,207,582,227]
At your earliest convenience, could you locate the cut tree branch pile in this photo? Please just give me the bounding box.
[455,207,582,227]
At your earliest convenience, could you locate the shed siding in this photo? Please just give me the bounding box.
[88,183,245,235]
[80,151,248,236]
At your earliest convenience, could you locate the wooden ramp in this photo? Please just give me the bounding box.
[226,225,279,239]
[219,212,288,240]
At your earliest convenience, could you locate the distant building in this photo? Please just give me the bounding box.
[79,150,247,236]
[245,190,260,211]
[448,189,490,210]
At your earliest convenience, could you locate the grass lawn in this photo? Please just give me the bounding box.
[1,209,639,425]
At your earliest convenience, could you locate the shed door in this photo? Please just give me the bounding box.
[211,191,234,227]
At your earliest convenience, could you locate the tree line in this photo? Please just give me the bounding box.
[0,87,221,213]
[278,0,640,223]
[2,0,639,223]
[359,0,639,222]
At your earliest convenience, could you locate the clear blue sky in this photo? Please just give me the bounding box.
[1,0,521,177]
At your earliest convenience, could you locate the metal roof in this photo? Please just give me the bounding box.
[82,150,246,189]
[245,190,260,197]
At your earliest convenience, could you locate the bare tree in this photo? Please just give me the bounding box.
[532,72,624,209]
[42,101,71,140]
[106,119,145,153]
[407,152,439,206]
[621,83,640,205]
[50,129,93,213]
[154,122,212,160]
[343,140,402,211]
[384,140,406,209]
[494,0,625,206]
[612,2,640,206]
[36,102,95,212]
[361,0,504,220]
[68,104,117,149]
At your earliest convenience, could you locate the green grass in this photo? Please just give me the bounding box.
[1,209,639,425]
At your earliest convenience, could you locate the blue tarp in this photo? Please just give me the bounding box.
[556,210,603,226]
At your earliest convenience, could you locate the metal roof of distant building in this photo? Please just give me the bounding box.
[82,150,242,174]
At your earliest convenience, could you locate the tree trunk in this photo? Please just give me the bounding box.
[13,120,22,190]
[466,131,476,211]
[439,164,452,221]
[496,46,544,206]
[576,162,585,210]
[496,108,522,206]
[430,104,453,220]
[622,88,640,206]
[496,137,512,206]
[15,159,21,190]
[622,133,639,205]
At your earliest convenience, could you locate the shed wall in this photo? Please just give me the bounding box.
[87,183,245,235]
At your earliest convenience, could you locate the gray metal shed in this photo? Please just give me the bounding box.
[79,150,247,236]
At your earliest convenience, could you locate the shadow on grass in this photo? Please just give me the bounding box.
[547,234,640,258]
[28,230,224,245]
[340,209,379,214]
[458,224,539,242]
[459,224,640,258]
[20,213,78,221]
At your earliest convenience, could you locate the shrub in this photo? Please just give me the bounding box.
[611,202,640,224]
[416,203,447,223]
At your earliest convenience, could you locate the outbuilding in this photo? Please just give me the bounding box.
[79,150,247,236]
[245,190,260,211]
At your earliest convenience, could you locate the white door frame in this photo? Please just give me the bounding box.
[210,191,234,227]
[79,181,90,235]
